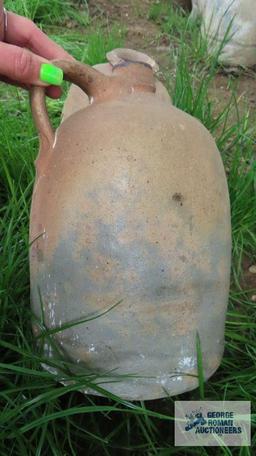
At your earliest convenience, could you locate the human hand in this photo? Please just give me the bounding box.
[0,3,74,98]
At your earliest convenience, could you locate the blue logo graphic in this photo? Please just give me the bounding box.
[185,409,207,431]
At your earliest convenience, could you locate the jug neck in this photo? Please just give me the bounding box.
[88,48,159,103]
[111,61,156,95]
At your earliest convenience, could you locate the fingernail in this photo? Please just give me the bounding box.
[39,63,63,86]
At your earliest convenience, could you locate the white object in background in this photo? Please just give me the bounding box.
[191,0,256,66]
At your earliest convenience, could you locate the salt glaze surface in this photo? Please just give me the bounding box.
[30,48,231,400]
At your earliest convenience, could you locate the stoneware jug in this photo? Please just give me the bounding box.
[30,48,231,400]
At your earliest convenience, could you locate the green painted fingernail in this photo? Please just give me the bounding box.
[39,63,63,86]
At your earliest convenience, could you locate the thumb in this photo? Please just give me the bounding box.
[0,41,63,86]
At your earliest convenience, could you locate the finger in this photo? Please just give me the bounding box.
[0,2,5,41]
[0,41,55,86]
[46,86,62,99]
[0,76,28,90]
[5,12,74,61]
[0,77,62,99]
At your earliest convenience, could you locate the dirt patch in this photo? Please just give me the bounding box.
[241,257,256,292]
[209,71,256,120]
[89,1,158,47]
[88,0,171,68]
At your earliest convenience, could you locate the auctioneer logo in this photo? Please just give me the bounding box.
[175,401,251,446]
[185,408,207,431]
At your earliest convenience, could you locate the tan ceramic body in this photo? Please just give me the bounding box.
[30,52,231,400]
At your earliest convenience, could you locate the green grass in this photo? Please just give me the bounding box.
[1,1,256,454]
[5,0,90,26]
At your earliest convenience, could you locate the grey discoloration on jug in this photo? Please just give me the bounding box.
[30,48,231,400]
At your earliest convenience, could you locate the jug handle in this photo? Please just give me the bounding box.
[30,59,110,170]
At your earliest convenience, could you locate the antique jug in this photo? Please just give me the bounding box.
[30,48,231,400]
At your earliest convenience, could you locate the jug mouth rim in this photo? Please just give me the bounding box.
[110,59,153,71]
[106,48,159,74]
